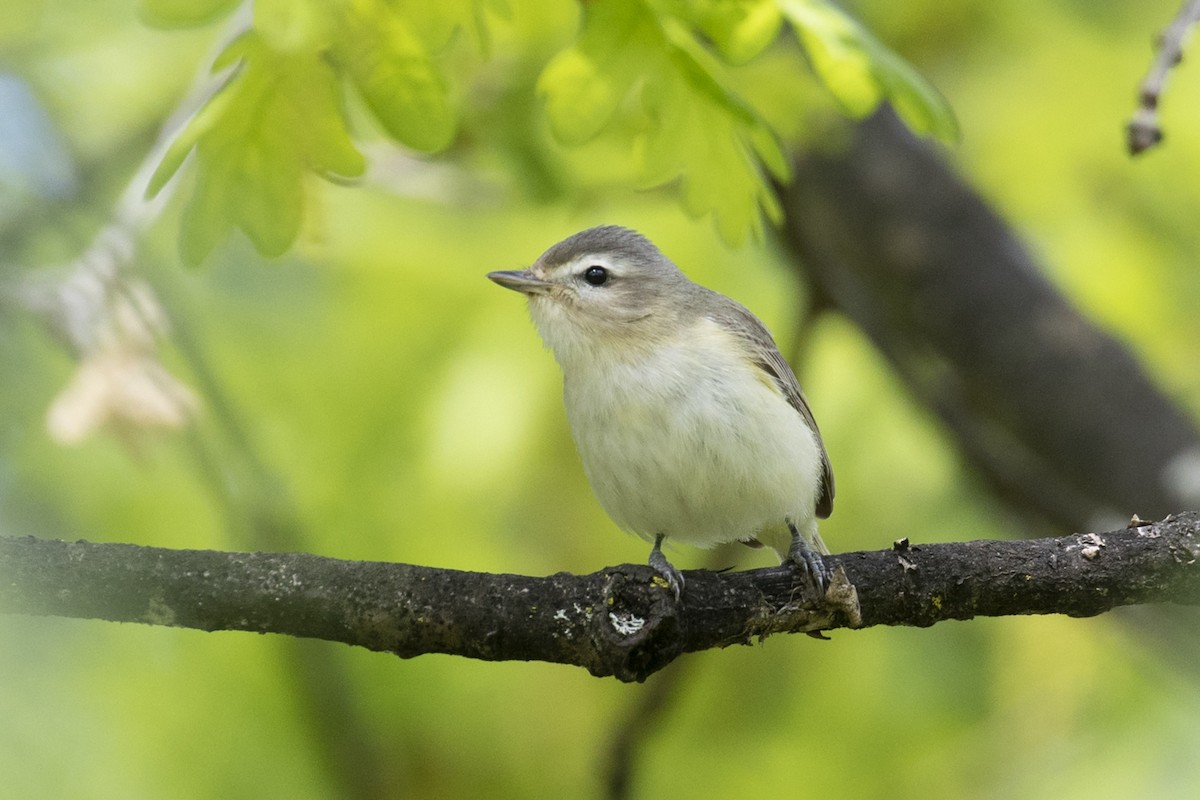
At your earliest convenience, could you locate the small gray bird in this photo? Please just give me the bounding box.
[488,226,834,598]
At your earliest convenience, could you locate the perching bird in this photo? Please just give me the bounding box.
[488,226,833,598]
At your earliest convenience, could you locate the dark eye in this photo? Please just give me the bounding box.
[583,265,608,286]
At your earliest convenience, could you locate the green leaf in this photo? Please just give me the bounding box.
[335,3,457,153]
[674,0,783,65]
[229,115,304,257]
[145,69,240,200]
[212,31,254,71]
[540,0,783,243]
[639,26,783,243]
[660,19,759,125]
[179,62,303,262]
[869,44,960,142]
[537,0,663,146]
[284,47,367,179]
[159,33,364,264]
[254,0,331,52]
[138,0,239,29]
[777,0,958,141]
[471,0,512,56]
[389,0,511,54]
[637,79,778,244]
[747,123,791,183]
[179,152,231,267]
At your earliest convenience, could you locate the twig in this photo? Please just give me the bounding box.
[1128,0,1200,155]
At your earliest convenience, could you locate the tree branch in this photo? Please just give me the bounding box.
[781,110,1200,532]
[3,513,1199,682]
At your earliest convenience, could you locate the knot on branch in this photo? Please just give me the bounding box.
[590,568,685,682]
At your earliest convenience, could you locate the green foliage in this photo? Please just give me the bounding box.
[538,0,789,242]
[334,0,456,154]
[148,31,365,263]
[673,0,785,65]
[144,0,485,264]
[778,0,959,140]
[142,0,954,262]
[391,0,512,55]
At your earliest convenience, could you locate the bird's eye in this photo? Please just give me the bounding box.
[583,265,609,286]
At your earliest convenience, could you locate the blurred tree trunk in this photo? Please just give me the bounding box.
[780,108,1200,533]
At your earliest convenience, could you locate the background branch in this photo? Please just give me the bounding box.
[781,109,1200,533]
[3,513,1199,683]
[1128,0,1200,155]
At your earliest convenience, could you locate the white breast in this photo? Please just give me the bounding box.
[559,316,824,553]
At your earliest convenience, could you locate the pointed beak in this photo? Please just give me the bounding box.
[487,269,553,295]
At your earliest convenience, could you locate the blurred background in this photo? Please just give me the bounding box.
[2,0,1200,797]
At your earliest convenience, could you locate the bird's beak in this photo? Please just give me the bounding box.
[487,269,553,295]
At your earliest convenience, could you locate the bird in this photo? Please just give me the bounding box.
[488,225,833,599]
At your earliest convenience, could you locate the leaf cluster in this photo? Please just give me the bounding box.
[142,0,956,262]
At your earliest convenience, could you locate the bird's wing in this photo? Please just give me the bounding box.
[712,304,835,519]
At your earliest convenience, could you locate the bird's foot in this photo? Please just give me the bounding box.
[649,534,684,601]
[786,520,829,600]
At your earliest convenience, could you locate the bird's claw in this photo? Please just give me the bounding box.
[786,523,829,600]
[649,534,684,601]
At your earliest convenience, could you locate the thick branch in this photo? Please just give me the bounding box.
[3,514,1199,682]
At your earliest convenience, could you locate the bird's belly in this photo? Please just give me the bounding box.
[565,356,823,550]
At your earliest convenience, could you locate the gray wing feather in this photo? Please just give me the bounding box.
[710,303,835,519]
